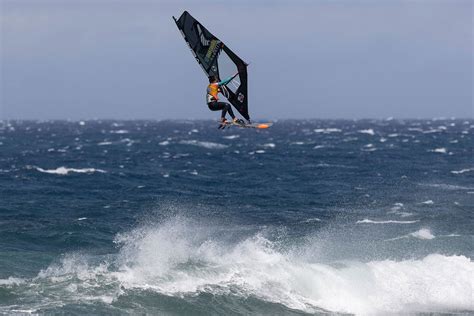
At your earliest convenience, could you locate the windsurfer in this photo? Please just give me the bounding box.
[207,73,244,125]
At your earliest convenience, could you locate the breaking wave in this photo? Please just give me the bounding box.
[4,216,471,315]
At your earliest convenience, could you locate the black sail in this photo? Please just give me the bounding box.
[173,11,249,120]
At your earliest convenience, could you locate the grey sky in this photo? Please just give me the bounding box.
[1,0,472,120]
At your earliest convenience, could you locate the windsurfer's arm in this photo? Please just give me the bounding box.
[218,72,239,86]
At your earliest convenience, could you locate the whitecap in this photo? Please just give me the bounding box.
[110,130,129,134]
[420,183,474,190]
[451,168,474,174]
[313,128,341,133]
[396,212,413,218]
[442,233,461,237]
[430,148,447,154]
[421,200,434,205]
[357,219,419,224]
[179,140,228,149]
[0,277,25,286]
[34,166,106,175]
[358,129,375,135]
[302,218,321,223]
[223,135,240,140]
[262,143,275,148]
[386,228,435,241]
[98,141,112,146]
[410,228,435,240]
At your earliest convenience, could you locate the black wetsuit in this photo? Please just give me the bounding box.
[207,101,235,119]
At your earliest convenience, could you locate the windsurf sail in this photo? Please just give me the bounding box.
[173,11,250,121]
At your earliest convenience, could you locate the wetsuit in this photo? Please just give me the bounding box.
[206,75,237,120]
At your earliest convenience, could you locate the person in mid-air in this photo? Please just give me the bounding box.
[207,73,244,127]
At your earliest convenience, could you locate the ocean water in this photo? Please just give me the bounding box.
[0,119,472,315]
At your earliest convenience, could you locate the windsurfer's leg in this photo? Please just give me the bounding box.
[219,102,235,119]
[208,102,235,120]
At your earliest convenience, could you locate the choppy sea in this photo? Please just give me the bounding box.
[0,119,472,315]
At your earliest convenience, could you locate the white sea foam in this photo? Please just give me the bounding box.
[313,128,341,133]
[98,141,113,146]
[358,129,375,135]
[302,217,321,223]
[8,217,473,315]
[110,130,129,134]
[451,168,474,174]
[422,128,443,134]
[223,135,239,140]
[421,200,434,205]
[0,277,25,286]
[262,143,275,148]
[386,228,435,241]
[356,219,419,224]
[410,228,435,240]
[111,218,473,315]
[33,166,106,175]
[430,148,447,154]
[179,140,228,149]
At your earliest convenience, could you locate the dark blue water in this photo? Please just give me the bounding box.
[0,119,472,315]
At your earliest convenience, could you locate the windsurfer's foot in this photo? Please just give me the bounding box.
[218,118,227,129]
[233,118,244,125]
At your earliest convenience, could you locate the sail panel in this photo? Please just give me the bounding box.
[174,11,249,120]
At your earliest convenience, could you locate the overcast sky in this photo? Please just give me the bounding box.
[1,0,472,120]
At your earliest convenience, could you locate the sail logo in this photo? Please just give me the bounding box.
[196,24,210,46]
[205,40,221,62]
